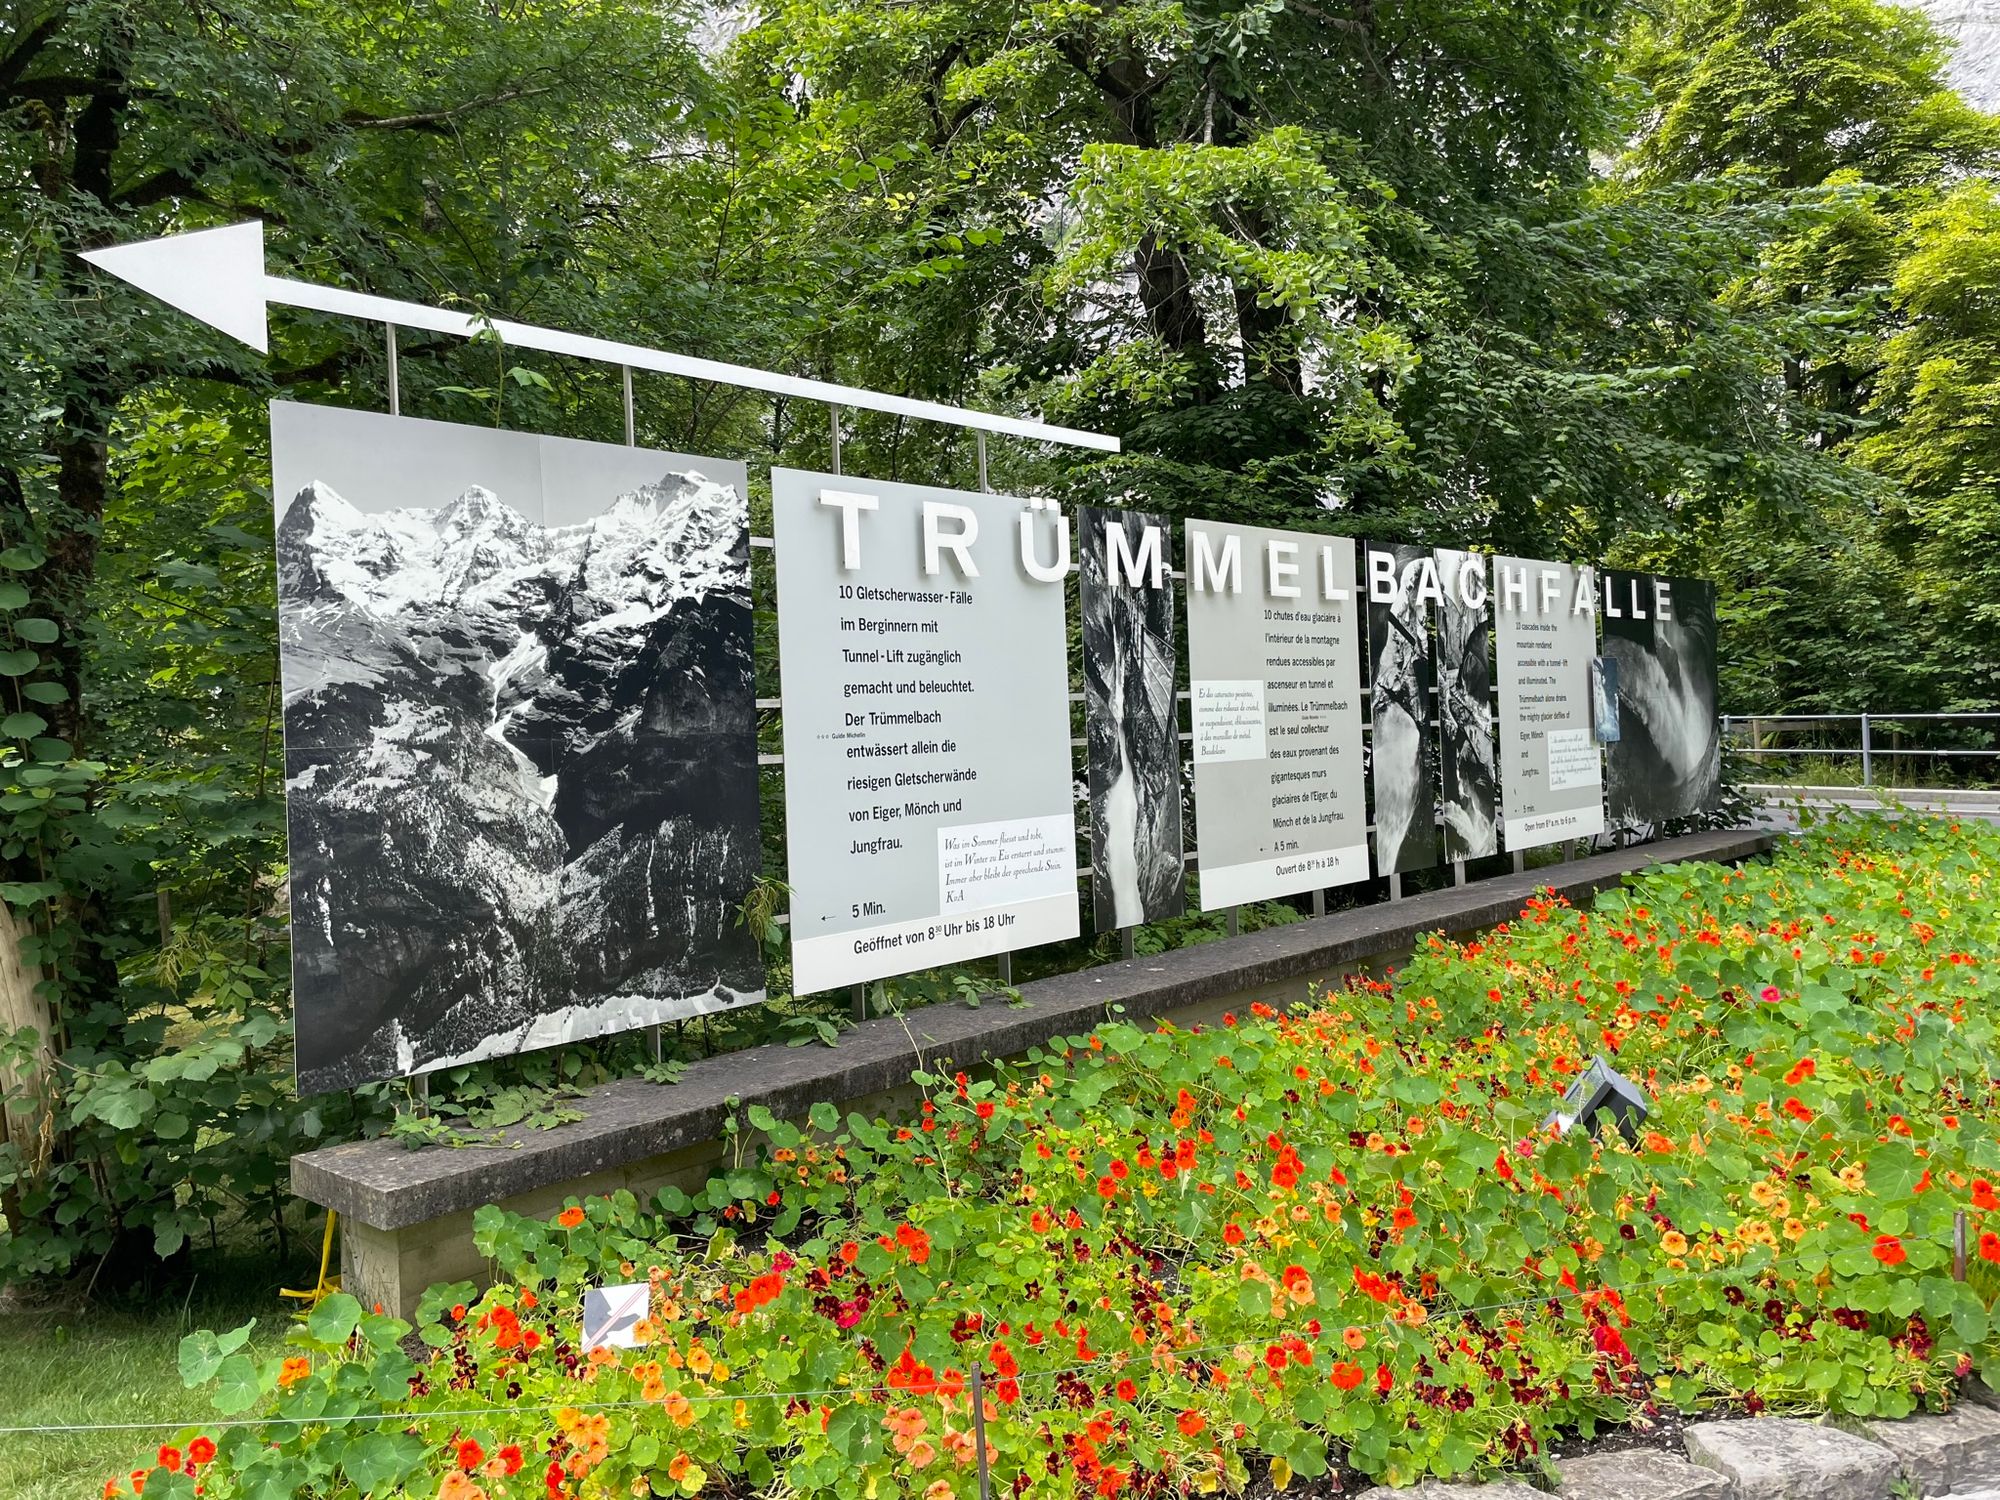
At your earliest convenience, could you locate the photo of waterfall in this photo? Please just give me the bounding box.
[1603,572,1721,831]
[271,402,764,1094]
[1079,506,1185,931]
[1367,542,1441,874]
[1433,548,1497,860]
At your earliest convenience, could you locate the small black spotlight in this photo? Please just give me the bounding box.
[1540,1055,1648,1143]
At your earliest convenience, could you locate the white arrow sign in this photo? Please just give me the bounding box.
[82,221,1121,454]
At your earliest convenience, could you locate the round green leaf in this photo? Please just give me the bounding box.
[11,618,56,644]
[211,1353,262,1414]
[0,546,43,571]
[28,738,69,764]
[0,651,37,677]
[0,584,28,610]
[19,681,66,703]
[0,713,45,738]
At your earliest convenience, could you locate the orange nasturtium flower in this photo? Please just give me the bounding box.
[557,1206,586,1229]
[1872,1235,1908,1266]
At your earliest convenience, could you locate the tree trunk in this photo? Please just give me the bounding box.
[0,904,55,1186]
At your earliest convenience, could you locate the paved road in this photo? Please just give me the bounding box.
[1748,783,2000,831]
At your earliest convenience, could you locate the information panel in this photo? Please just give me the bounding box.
[1493,556,1604,849]
[1434,547,1498,860]
[1186,521,1368,908]
[1078,507,1185,931]
[1365,541,1441,874]
[772,469,1078,993]
[1602,571,1721,831]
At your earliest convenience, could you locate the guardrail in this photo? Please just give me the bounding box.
[1722,712,2000,788]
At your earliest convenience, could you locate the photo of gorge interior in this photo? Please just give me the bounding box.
[1078,505,1185,930]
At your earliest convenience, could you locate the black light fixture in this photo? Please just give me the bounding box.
[1540,1055,1648,1143]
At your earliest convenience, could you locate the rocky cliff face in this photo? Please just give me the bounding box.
[278,472,762,1094]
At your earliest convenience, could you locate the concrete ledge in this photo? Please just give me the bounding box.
[292,827,1771,1311]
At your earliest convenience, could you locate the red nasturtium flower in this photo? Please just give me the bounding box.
[155,1447,181,1474]
[557,1205,585,1229]
[186,1437,215,1467]
[1974,1179,1999,1212]
[1785,1058,1815,1084]
[1872,1235,1908,1267]
[1980,1232,2000,1264]
[1783,1097,1814,1124]
[457,1439,484,1472]
[1178,1410,1206,1437]
[894,1223,932,1264]
[499,1445,524,1476]
[1330,1361,1365,1391]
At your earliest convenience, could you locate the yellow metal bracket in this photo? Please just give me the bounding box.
[279,1210,341,1308]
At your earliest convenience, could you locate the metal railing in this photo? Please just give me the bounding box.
[1722,712,2000,788]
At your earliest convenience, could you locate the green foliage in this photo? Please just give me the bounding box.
[107,816,2000,1495]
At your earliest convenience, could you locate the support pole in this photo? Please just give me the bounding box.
[1861,713,1873,787]
[622,364,635,446]
[823,400,864,1024]
[1956,1210,1968,1282]
[1121,928,1135,960]
[974,431,1018,985]
[970,1365,993,1500]
[385,323,400,417]
[1452,858,1467,887]
[1311,889,1325,919]
[1388,873,1403,902]
[1226,906,1240,938]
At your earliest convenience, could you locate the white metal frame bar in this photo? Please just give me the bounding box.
[272,277,1120,453]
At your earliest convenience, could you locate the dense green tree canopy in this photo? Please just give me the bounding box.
[0,0,1994,1280]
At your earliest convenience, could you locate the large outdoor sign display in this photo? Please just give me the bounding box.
[271,402,764,1094]
[1186,521,1369,909]
[1602,572,1722,830]
[1078,506,1185,930]
[1365,542,1441,875]
[86,224,1732,1099]
[1434,547,1498,860]
[770,468,1078,993]
[1492,557,1605,850]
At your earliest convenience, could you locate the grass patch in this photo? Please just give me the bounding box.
[0,1253,297,1500]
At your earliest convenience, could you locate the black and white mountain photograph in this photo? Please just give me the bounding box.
[1433,548,1497,861]
[1603,572,1721,831]
[270,402,764,1095]
[1367,542,1441,874]
[1078,506,1185,930]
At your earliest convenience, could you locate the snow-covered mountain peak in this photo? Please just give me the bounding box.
[282,472,744,627]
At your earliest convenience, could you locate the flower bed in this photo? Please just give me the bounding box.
[115,814,1999,1499]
